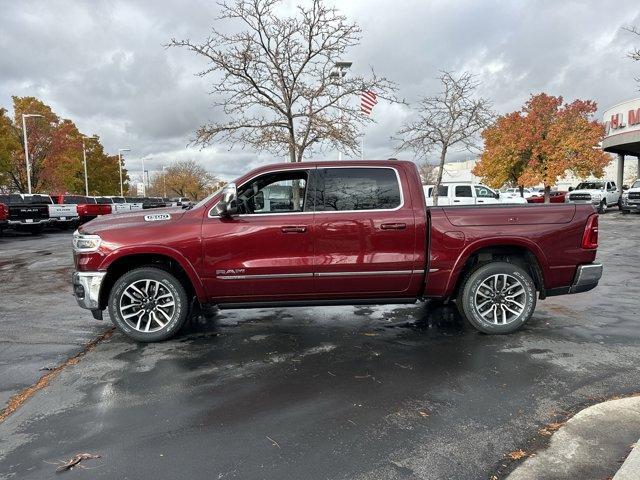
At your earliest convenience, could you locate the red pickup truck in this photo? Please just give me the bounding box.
[72,160,602,342]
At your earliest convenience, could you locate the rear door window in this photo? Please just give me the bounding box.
[455,185,473,198]
[314,168,402,211]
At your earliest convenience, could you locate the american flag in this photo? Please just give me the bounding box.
[360,91,378,115]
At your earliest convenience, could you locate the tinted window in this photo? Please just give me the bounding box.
[455,185,473,198]
[315,168,401,211]
[23,195,52,204]
[95,197,112,204]
[63,196,88,204]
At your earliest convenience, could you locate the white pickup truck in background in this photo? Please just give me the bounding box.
[565,180,621,213]
[46,195,79,228]
[423,183,528,206]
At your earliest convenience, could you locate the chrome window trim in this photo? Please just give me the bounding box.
[207,165,405,218]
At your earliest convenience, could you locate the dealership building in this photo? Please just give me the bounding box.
[603,98,640,188]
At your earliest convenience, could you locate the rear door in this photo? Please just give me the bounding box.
[452,185,475,205]
[312,166,417,295]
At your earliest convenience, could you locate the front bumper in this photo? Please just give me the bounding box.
[72,271,106,311]
[570,263,603,293]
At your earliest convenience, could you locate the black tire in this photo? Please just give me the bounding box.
[621,209,630,215]
[108,267,189,342]
[457,261,536,334]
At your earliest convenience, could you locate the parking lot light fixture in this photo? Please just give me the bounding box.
[21,114,44,194]
[117,148,131,197]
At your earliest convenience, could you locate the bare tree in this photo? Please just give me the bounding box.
[151,160,220,200]
[395,71,494,205]
[623,25,640,61]
[417,161,438,185]
[168,0,398,162]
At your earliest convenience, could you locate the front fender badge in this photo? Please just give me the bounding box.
[144,213,171,222]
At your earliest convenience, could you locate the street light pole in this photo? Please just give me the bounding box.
[329,61,352,161]
[141,156,146,197]
[117,148,131,197]
[21,114,43,194]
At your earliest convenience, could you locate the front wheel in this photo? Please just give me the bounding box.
[457,262,536,334]
[108,267,189,342]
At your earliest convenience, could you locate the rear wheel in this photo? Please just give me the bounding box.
[457,262,536,334]
[108,267,189,342]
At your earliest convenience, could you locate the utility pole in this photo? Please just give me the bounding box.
[21,114,43,194]
[82,138,89,196]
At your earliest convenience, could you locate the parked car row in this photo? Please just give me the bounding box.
[0,194,191,235]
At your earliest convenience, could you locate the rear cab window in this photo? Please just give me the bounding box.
[455,185,473,198]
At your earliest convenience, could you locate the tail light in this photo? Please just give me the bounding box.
[581,214,598,249]
[77,204,88,216]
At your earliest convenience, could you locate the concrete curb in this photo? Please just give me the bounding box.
[613,437,640,480]
[506,396,640,480]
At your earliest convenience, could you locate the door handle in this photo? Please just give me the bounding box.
[380,222,406,230]
[281,225,307,233]
[453,199,461,203]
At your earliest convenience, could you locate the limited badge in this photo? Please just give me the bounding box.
[144,213,171,222]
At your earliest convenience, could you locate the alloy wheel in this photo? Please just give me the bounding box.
[118,279,176,333]
[473,273,526,325]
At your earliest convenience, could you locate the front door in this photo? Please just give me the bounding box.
[311,167,417,296]
[201,169,315,302]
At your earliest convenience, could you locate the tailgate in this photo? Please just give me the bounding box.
[48,204,78,218]
[9,205,49,221]
[443,204,576,226]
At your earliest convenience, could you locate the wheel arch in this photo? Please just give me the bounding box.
[447,239,547,300]
[98,247,206,310]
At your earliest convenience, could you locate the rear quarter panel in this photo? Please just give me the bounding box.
[425,204,597,298]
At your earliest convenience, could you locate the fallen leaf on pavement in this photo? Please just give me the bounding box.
[418,409,429,417]
[507,450,527,460]
[56,453,101,472]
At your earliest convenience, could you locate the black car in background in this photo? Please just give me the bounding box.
[0,194,52,234]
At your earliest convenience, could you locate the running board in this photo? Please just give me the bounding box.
[217,298,417,310]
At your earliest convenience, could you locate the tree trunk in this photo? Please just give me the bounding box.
[544,185,551,204]
[433,147,447,207]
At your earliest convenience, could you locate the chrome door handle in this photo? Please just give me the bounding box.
[281,225,307,233]
[380,222,406,230]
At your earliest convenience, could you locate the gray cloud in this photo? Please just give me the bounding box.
[1,0,639,180]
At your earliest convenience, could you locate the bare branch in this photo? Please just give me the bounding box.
[167,0,400,162]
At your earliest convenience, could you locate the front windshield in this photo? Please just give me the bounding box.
[632,180,640,189]
[576,182,604,190]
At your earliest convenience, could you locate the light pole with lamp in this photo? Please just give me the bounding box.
[117,148,131,197]
[21,113,43,194]
[80,135,97,196]
[329,61,352,161]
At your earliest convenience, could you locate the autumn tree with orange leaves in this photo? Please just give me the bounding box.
[473,93,610,203]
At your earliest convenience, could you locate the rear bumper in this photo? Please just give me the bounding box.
[546,263,603,296]
[570,263,603,293]
[8,218,52,225]
[72,271,106,311]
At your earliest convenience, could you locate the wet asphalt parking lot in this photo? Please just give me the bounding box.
[0,213,639,480]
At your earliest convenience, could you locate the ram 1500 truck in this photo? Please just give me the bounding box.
[72,160,602,342]
[0,194,52,234]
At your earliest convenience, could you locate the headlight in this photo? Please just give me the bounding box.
[73,231,102,252]
[591,193,601,201]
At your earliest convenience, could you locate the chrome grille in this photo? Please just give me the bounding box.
[569,193,591,201]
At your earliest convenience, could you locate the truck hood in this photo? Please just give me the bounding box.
[79,207,186,235]
[570,189,604,196]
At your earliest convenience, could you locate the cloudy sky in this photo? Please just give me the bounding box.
[1,0,639,182]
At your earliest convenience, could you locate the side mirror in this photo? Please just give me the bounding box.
[214,183,238,218]
[494,192,500,199]
[568,187,574,192]
[623,185,629,191]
